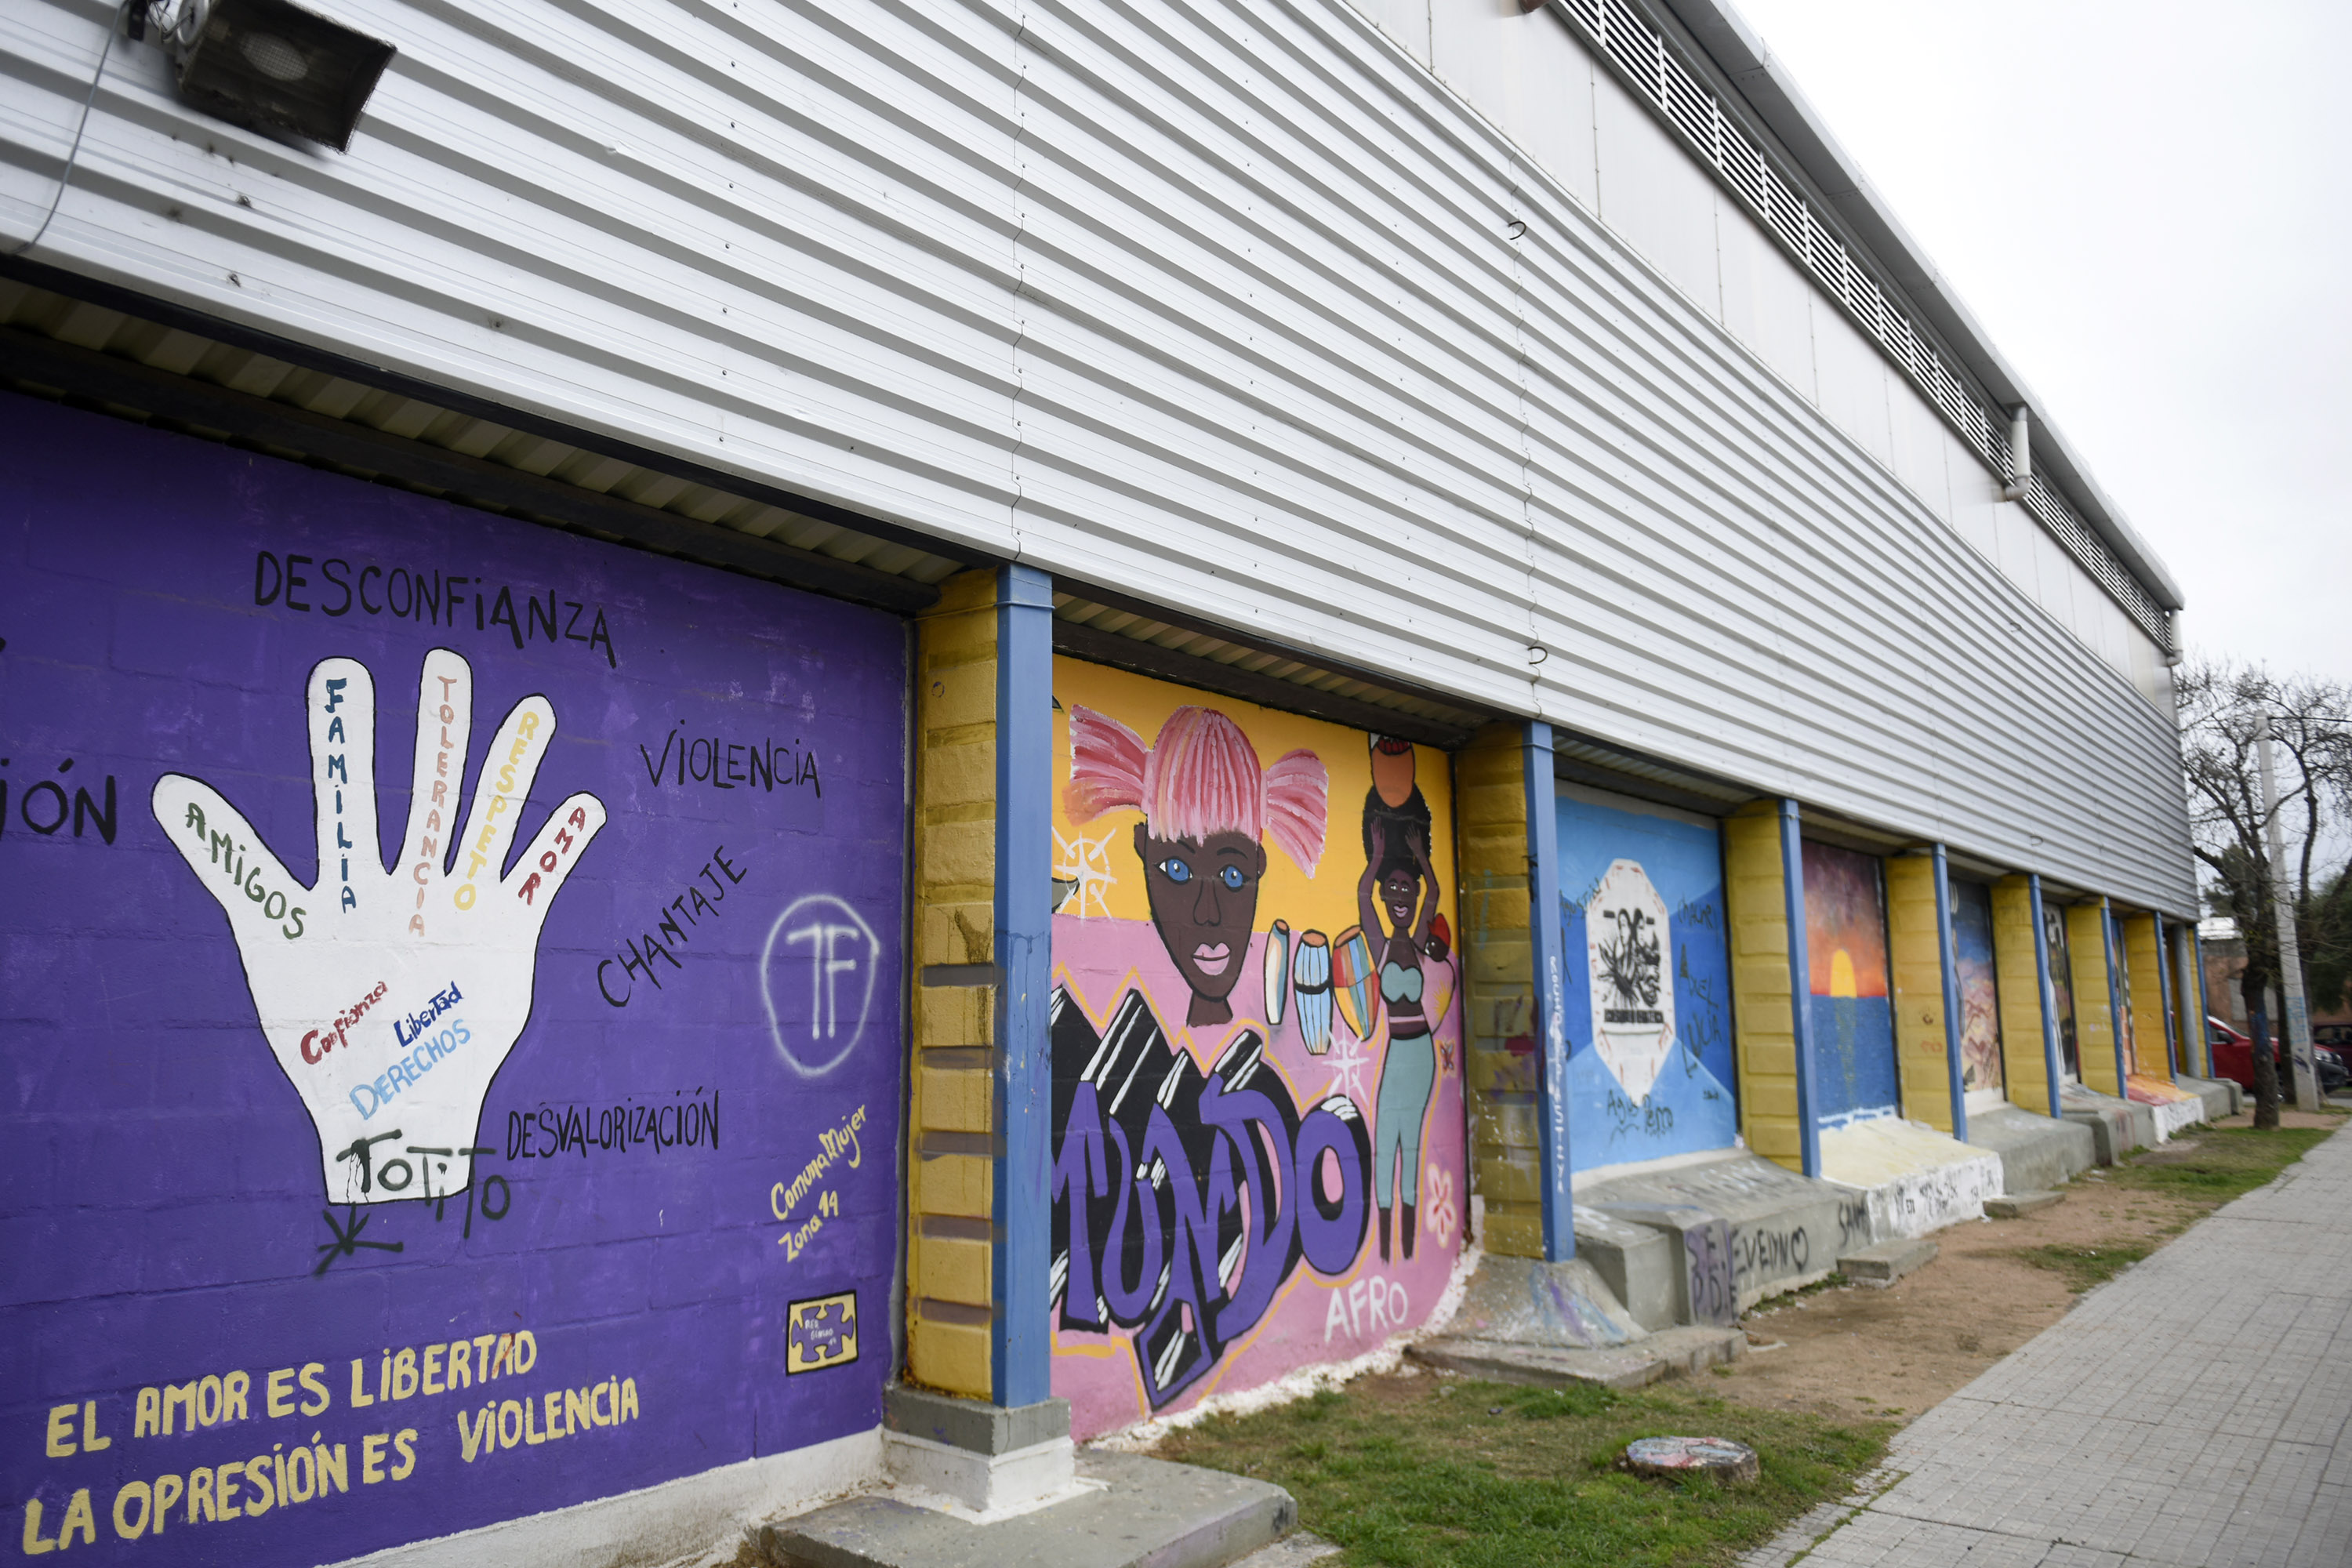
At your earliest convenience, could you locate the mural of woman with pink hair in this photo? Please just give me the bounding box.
[1066,705,1329,1029]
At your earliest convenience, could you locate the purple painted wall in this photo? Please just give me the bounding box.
[0,394,907,1561]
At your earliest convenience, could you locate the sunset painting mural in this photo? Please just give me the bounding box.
[1951,880,2004,1094]
[1048,659,1464,1439]
[1802,840,1899,1126]
[1555,790,1737,1171]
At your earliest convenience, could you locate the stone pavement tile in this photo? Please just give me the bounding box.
[1787,1509,2045,1567]
[2318,1438,2352,1493]
[2127,1477,2313,1567]
[2230,1439,2335,1552]
[2034,1548,2129,1568]
[2218,1382,2313,1440]
[1888,1395,2002,1454]
[2285,1481,2352,1567]
[1732,1466,1904,1568]
[2271,1373,2352,1452]
[1806,1123,2352,1568]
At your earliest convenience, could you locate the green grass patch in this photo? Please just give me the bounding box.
[2107,1126,2332,1204]
[2012,1126,2330,1290]
[2013,1240,2154,1290]
[1157,1377,1889,1567]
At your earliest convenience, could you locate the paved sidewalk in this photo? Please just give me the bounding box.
[1744,1121,2352,1567]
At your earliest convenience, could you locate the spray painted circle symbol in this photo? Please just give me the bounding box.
[760,895,880,1078]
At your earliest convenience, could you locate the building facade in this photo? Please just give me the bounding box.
[0,0,2208,1559]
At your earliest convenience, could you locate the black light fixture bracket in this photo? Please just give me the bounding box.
[143,0,395,153]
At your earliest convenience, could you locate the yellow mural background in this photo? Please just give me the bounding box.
[1050,657,1459,942]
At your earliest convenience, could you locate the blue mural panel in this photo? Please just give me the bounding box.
[1555,790,1736,1172]
[0,395,906,1563]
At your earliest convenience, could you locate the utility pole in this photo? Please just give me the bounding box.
[2258,718,2325,1110]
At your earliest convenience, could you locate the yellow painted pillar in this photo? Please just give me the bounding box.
[1886,853,1956,1132]
[2067,902,2122,1098]
[2172,924,2208,1079]
[1991,876,2056,1115]
[1724,802,1807,1173]
[1454,726,1544,1259]
[905,570,1000,1398]
[2122,913,2169,1080]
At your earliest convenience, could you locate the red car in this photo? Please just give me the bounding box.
[2209,1016,2351,1094]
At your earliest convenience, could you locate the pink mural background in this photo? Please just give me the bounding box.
[1047,659,1465,1441]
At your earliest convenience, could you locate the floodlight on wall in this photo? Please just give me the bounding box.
[143,0,394,152]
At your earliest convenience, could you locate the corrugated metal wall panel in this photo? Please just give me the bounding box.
[1505,158,2187,902]
[0,0,2195,909]
[3,0,1029,550]
[1009,0,1541,711]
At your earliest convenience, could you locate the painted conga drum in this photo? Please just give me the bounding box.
[1330,924,1381,1044]
[1292,929,1333,1054]
[1261,919,1291,1027]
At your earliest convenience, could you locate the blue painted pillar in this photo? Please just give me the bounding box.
[2154,917,2181,1083]
[1931,845,1969,1144]
[1523,721,1574,1262]
[2027,875,2065,1117]
[1778,800,1821,1178]
[2100,900,2130,1092]
[992,563,1054,1407]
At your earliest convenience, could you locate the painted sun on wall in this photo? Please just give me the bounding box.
[1047,659,1465,1441]
[1802,840,1899,1127]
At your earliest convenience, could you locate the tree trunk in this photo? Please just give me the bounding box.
[2245,964,2281,1130]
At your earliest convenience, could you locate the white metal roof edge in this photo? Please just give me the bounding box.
[1652,0,2187,614]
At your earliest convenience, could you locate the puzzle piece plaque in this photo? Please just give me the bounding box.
[786,1290,859,1374]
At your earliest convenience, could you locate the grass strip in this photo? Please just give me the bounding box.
[2010,1124,2331,1290]
[2103,1124,2332,1204]
[1158,1377,1889,1567]
[2012,1240,2154,1290]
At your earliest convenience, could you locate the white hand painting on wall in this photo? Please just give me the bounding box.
[151,650,605,1205]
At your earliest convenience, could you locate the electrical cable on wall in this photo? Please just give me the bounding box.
[5,2,133,260]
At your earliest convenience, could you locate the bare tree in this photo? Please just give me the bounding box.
[2176,659,2352,1127]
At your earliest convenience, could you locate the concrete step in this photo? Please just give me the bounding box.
[1984,1191,2064,1218]
[1838,1236,1937,1286]
[1408,1324,1744,1390]
[1968,1105,2096,1192]
[1228,1533,1339,1566]
[2060,1083,2146,1165]
[1577,1151,1855,1310]
[753,1450,1294,1568]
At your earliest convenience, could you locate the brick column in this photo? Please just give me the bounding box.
[2067,900,2123,1098]
[906,570,1002,1399]
[1992,874,2060,1116]
[2120,912,2171,1083]
[1724,800,1815,1175]
[1886,850,1963,1138]
[1453,722,1570,1259]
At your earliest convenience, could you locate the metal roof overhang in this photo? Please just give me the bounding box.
[0,257,1512,752]
[1651,0,2186,614]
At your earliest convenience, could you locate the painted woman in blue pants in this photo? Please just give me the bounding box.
[1359,739,1442,1262]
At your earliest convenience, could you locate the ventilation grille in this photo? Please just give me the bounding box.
[1555,0,2174,652]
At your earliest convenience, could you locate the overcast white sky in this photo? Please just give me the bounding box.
[1722,0,2352,684]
